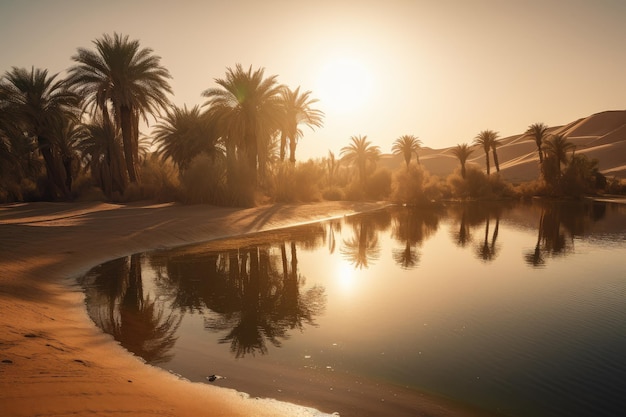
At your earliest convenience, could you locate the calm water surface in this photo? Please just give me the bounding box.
[81,201,626,417]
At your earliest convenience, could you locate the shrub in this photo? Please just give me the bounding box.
[391,164,428,205]
[269,160,323,203]
[322,186,344,201]
[139,155,180,202]
[180,154,228,205]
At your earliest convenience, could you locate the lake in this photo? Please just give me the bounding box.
[80,200,626,417]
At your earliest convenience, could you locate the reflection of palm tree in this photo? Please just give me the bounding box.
[524,211,546,267]
[474,216,500,262]
[391,207,439,270]
[454,211,472,247]
[184,242,326,358]
[341,218,381,269]
[83,254,182,364]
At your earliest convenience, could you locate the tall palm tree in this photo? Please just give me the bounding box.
[392,134,422,168]
[451,143,474,179]
[340,135,381,184]
[277,86,324,163]
[203,64,283,188]
[542,134,575,178]
[473,130,499,175]
[152,104,224,173]
[69,33,173,184]
[526,122,549,164]
[1,67,79,198]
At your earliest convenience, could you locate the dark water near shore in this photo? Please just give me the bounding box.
[81,200,626,417]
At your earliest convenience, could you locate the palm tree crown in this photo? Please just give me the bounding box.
[473,130,499,175]
[526,122,549,164]
[451,143,474,179]
[153,105,223,173]
[278,86,324,163]
[340,135,381,184]
[542,134,575,177]
[69,33,173,183]
[392,134,422,168]
[203,64,283,187]
[1,66,79,197]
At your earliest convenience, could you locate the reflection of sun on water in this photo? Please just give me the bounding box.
[316,57,373,115]
[335,261,358,294]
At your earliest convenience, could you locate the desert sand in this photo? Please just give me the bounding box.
[379,109,626,181]
[0,201,498,417]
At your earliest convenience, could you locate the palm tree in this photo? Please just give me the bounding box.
[526,122,549,164]
[451,143,474,179]
[542,134,575,178]
[473,130,499,175]
[277,86,324,163]
[203,64,283,188]
[392,134,422,168]
[1,67,79,198]
[76,115,127,197]
[325,150,340,186]
[69,33,173,184]
[152,105,223,173]
[340,135,381,184]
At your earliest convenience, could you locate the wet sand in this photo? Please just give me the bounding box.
[0,201,498,417]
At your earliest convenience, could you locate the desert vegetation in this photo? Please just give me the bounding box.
[0,33,623,205]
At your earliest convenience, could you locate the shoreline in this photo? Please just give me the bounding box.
[1,201,495,417]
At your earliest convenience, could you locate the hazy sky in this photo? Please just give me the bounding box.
[1,0,625,159]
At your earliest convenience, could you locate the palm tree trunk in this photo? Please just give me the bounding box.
[289,135,297,163]
[120,105,138,183]
[492,148,500,172]
[38,136,69,198]
[484,151,491,175]
[279,131,287,161]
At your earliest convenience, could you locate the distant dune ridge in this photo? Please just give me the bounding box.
[380,110,626,181]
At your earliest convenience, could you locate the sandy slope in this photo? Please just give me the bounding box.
[380,109,626,181]
[0,201,493,417]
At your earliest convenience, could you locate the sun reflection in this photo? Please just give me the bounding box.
[335,261,358,294]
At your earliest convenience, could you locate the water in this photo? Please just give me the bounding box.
[81,200,626,417]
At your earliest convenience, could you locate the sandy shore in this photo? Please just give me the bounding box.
[0,201,496,417]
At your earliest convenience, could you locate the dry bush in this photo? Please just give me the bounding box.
[344,167,391,201]
[447,168,516,200]
[138,155,181,202]
[321,186,344,201]
[180,154,228,205]
[270,160,323,203]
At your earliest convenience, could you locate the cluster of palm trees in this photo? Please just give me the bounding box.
[449,123,577,184]
[0,33,324,203]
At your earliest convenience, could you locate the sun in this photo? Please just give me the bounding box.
[316,57,373,115]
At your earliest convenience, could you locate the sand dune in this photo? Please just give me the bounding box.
[382,109,626,181]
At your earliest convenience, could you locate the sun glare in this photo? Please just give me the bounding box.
[335,261,358,294]
[316,58,373,115]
